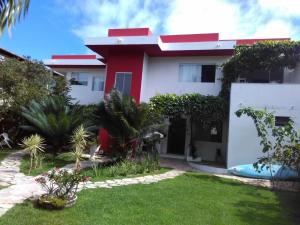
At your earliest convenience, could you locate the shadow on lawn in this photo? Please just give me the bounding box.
[275,190,300,225]
[185,173,300,225]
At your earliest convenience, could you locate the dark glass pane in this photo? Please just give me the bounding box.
[115,73,124,92]
[201,65,216,83]
[275,116,290,126]
[123,73,132,95]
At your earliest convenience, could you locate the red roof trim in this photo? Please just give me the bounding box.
[108,28,152,37]
[160,33,219,43]
[47,65,105,69]
[52,55,97,60]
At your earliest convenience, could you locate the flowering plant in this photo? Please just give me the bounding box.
[35,168,90,199]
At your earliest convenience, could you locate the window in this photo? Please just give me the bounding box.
[201,65,216,82]
[193,121,222,143]
[92,75,104,91]
[275,116,290,126]
[115,72,132,95]
[179,64,201,82]
[70,72,88,86]
[179,64,216,83]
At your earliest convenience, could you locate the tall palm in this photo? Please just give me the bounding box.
[0,0,30,34]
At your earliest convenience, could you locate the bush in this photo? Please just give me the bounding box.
[0,57,70,142]
[21,96,86,154]
[92,158,160,178]
[91,90,164,159]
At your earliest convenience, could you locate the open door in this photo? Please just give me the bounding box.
[167,118,186,155]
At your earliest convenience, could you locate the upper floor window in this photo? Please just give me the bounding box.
[275,116,290,126]
[92,75,105,91]
[70,72,88,86]
[179,64,216,83]
[115,72,132,95]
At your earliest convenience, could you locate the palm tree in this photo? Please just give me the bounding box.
[21,96,85,154]
[91,89,163,158]
[0,0,30,34]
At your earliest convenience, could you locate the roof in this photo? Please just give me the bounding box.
[84,28,291,58]
[44,54,105,68]
[0,48,63,76]
[0,48,25,60]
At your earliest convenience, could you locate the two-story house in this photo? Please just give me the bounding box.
[44,28,300,171]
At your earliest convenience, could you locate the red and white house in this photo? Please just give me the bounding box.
[44,28,300,171]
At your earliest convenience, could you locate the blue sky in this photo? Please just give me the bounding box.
[1,0,300,60]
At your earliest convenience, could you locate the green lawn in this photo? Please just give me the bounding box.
[20,155,71,176]
[1,173,299,225]
[0,149,17,162]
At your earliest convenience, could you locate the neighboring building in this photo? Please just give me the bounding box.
[44,28,300,170]
[0,47,63,77]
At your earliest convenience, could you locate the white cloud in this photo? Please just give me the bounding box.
[56,0,300,40]
[57,0,166,39]
[165,0,300,39]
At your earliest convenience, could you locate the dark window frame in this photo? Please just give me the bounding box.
[275,116,290,126]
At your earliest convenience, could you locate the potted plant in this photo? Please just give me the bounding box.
[35,168,90,209]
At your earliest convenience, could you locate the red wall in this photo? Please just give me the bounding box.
[104,50,145,103]
[100,50,145,151]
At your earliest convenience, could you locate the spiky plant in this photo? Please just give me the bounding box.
[0,0,30,34]
[91,89,163,158]
[70,125,89,170]
[21,134,45,174]
[21,96,85,154]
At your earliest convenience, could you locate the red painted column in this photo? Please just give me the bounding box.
[100,50,145,152]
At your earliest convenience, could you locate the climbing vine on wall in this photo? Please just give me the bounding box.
[149,93,225,122]
[220,41,300,100]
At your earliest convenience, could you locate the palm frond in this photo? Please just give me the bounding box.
[0,0,30,35]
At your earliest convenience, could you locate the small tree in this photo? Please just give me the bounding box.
[21,134,45,174]
[0,57,70,141]
[236,107,300,176]
[70,125,89,170]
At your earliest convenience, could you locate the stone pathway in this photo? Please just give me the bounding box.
[0,152,186,217]
[0,151,31,186]
[78,170,185,190]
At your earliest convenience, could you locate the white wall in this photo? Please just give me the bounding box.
[140,56,230,102]
[284,63,300,83]
[54,68,106,105]
[227,83,300,168]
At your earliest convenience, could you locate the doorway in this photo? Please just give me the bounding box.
[167,118,186,155]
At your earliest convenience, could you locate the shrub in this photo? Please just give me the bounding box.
[92,158,160,178]
[0,57,70,142]
[21,96,85,154]
[35,169,90,199]
[70,125,90,170]
[91,89,163,159]
[20,134,45,174]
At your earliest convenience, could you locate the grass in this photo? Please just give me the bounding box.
[1,172,299,225]
[0,148,17,162]
[20,154,72,176]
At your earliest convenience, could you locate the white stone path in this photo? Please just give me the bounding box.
[0,151,185,217]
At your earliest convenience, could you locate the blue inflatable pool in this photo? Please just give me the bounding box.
[228,164,299,180]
